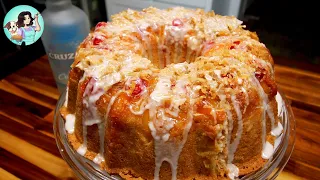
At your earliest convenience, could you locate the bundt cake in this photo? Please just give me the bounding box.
[60,6,284,180]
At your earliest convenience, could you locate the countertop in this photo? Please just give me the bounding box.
[0,56,319,180]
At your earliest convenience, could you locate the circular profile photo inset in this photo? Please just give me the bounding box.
[3,5,44,46]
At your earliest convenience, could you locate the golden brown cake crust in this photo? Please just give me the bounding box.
[60,6,283,180]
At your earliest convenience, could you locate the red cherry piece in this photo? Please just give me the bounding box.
[132,84,143,96]
[172,18,183,27]
[95,22,107,29]
[93,36,104,45]
[208,40,214,45]
[255,71,264,80]
[233,40,240,45]
[230,45,235,50]
[131,79,146,96]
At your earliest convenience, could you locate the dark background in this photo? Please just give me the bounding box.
[243,0,320,71]
[1,0,319,79]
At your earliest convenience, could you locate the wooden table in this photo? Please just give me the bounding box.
[0,56,319,180]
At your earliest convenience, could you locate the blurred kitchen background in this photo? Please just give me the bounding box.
[1,0,319,79]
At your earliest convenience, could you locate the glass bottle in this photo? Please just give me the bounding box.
[41,0,90,93]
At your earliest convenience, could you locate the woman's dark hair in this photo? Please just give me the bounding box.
[17,11,34,28]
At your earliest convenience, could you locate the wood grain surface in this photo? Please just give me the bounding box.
[0,56,319,180]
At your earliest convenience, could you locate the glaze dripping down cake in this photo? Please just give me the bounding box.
[60,6,285,180]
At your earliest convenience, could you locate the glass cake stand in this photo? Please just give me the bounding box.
[53,90,296,180]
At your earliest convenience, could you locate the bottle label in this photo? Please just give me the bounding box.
[43,23,89,92]
[47,40,82,89]
[48,53,75,60]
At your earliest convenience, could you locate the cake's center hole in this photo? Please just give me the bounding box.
[138,21,204,69]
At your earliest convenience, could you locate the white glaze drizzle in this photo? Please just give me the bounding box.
[98,90,124,164]
[65,114,75,134]
[227,163,239,180]
[261,141,274,159]
[228,95,243,163]
[93,153,105,164]
[146,75,174,141]
[260,92,286,160]
[80,54,152,125]
[83,78,105,126]
[145,76,194,180]
[251,76,268,156]
[226,109,234,164]
[241,87,249,113]
[217,92,236,165]
[276,92,286,120]
[270,92,286,152]
[77,144,87,156]
[271,122,283,137]
[77,53,152,160]
[78,75,120,158]
[153,118,193,180]
[149,76,172,103]
[251,76,277,160]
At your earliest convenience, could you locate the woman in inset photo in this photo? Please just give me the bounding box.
[16,11,41,45]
